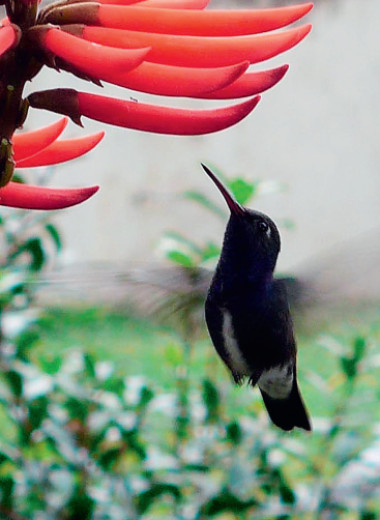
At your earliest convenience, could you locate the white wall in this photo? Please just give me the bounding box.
[23,0,380,273]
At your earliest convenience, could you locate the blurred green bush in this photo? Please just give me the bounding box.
[0,173,379,519]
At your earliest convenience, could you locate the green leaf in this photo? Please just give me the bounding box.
[39,355,62,375]
[202,379,220,422]
[66,397,89,421]
[226,421,242,445]
[28,396,49,430]
[84,353,96,379]
[98,446,122,471]
[0,476,14,509]
[4,370,22,397]
[138,386,154,409]
[341,357,357,380]
[136,483,181,514]
[229,178,256,205]
[353,336,366,361]
[166,251,194,268]
[65,490,95,520]
[45,223,62,252]
[202,488,257,516]
[103,377,125,397]
[279,481,296,505]
[22,237,45,271]
[16,328,39,361]
[360,512,377,520]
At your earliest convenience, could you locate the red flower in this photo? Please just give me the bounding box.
[0,0,313,209]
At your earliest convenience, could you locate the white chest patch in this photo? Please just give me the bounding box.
[222,310,250,377]
[258,363,293,400]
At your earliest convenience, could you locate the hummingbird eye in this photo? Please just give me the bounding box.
[257,220,270,235]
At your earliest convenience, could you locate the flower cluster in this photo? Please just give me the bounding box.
[0,0,312,209]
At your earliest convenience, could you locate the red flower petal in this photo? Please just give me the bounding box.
[39,28,150,81]
[0,182,99,210]
[16,131,105,168]
[81,24,312,68]
[107,61,249,97]
[0,24,19,57]
[76,92,261,135]
[48,2,313,36]
[195,64,289,99]
[28,88,261,135]
[12,117,68,162]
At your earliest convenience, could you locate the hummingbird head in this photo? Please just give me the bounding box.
[201,163,281,278]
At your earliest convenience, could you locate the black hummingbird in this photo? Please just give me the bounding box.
[202,164,311,431]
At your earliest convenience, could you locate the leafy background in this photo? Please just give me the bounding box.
[0,171,379,519]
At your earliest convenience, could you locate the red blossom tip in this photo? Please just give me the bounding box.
[0,182,99,210]
[16,131,105,168]
[58,2,314,36]
[12,117,68,162]
[195,64,290,99]
[82,24,312,68]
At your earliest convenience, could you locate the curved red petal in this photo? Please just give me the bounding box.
[0,24,18,56]
[0,182,99,210]
[16,131,105,168]
[12,118,68,162]
[95,3,313,36]
[77,92,260,135]
[110,61,248,97]
[43,28,150,81]
[195,64,289,99]
[82,24,312,68]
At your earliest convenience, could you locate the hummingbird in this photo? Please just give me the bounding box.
[202,164,311,431]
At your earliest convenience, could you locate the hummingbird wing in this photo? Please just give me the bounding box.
[205,293,256,385]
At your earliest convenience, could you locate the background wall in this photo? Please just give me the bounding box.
[23,0,380,275]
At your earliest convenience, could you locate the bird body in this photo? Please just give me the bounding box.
[202,164,311,431]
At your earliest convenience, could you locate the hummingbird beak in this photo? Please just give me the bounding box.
[201,163,245,216]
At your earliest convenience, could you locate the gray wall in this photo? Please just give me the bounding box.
[23,0,380,273]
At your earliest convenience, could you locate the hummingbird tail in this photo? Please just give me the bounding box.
[260,380,312,432]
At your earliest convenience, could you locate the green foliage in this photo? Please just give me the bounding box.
[0,317,379,519]
[0,175,380,519]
